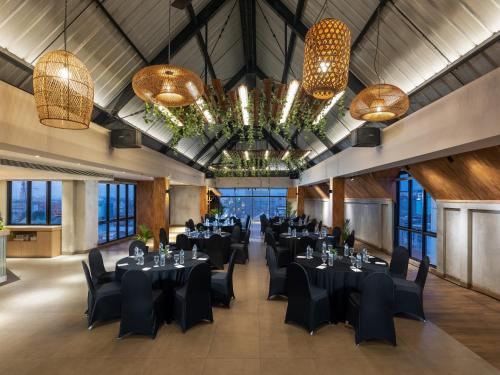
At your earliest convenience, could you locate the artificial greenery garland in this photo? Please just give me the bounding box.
[142,83,346,150]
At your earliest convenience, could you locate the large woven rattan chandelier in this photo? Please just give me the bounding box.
[350,8,409,122]
[132,0,203,107]
[33,0,93,129]
[302,18,351,100]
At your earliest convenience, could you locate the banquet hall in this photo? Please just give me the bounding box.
[0,0,499,374]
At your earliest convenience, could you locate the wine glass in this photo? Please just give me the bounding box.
[174,254,180,265]
[321,252,327,266]
[153,255,159,267]
[350,256,356,267]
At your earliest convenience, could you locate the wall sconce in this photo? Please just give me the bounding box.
[328,189,333,194]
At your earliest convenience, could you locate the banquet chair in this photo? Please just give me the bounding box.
[231,225,241,244]
[266,246,286,299]
[211,250,237,307]
[265,230,290,268]
[389,246,410,279]
[231,229,250,264]
[174,263,213,332]
[393,256,430,321]
[128,240,148,256]
[346,272,396,346]
[119,270,166,339]
[279,221,289,235]
[314,238,327,252]
[285,262,330,335]
[332,226,341,239]
[159,227,168,247]
[317,221,322,231]
[196,223,205,231]
[306,220,316,232]
[205,234,225,269]
[176,234,192,251]
[305,215,309,222]
[345,230,355,248]
[296,236,315,255]
[260,214,267,234]
[82,261,121,330]
[88,248,115,285]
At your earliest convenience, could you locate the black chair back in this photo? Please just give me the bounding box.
[159,228,168,247]
[206,234,225,269]
[415,256,430,289]
[121,270,153,330]
[231,225,241,243]
[266,246,279,276]
[88,248,106,280]
[196,223,205,231]
[186,262,211,300]
[82,261,95,298]
[264,230,276,247]
[332,226,341,238]
[389,246,410,279]
[286,262,311,301]
[242,229,251,245]
[129,240,148,256]
[176,234,192,250]
[318,221,322,231]
[279,221,289,234]
[244,215,250,230]
[296,236,314,254]
[345,230,355,247]
[306,221,316,232]
[226,250,237,294]
[188,219,196,231]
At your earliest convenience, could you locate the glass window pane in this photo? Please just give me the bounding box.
[118,184,127,218]
[270,197,286,217]
[109,221,117,241]
[98,223,107,244]
[118,219,127,238]
[50,181,62,224]
[270,188,287,196]
[31,181,47,224]
[10,181,28,224]
[234,188,253,196]
[411,232,423,260]
[127,185,135,217]
[98,184,107,222]
[411,180,424,230]
[398,180,409,227]
[253,188,269,196]
[127,219,135,236]
[109,185,118,220]
[398,229,408,249]
[252,197,269,220]
[426,194,437,233]
[218,188,235,196]
[220,197,235,217]
[425,236,437,265]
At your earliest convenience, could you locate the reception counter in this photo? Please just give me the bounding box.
[0,229,9,282]
[6,226,61,258]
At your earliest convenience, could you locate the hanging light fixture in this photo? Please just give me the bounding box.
[33,0,94,129]
[238,85,250,126]
[350,8,409,122]
[302,18,351,100]
[132,1,203,107]
[279,80,300,124]
[313,90,344,125]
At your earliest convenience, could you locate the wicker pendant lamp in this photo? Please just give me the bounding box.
[132,0,203,107]
[350,8,409,122]
[33,0,94,129]
[302,18,351,100]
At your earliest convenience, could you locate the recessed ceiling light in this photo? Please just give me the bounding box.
[35,155,40,158]
[313,91,344,125]
[279,80,300,124]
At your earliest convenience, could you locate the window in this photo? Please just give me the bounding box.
[219,188,287,220]
[8,181,62,225]
[396,172,437,265]
[98,183,136,244]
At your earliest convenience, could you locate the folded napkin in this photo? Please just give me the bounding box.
[197,257,208,261]
[375,261,386,266]
[128,256,135,259]
[296,255,306,259]
[142,267,151,271]
[153,265,159,268]
[117,263,128,266]
[367,255,375,259]
[174,264,185,268]
[316,265,327,269]
[350,266,362,272]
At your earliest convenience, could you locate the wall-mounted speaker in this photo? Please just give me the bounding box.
[110,128,142,148]
[351,127,380,147]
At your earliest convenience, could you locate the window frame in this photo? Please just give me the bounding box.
[219,188,287,219]
[98,183,136,245]
[7,181,61,226]
[395,172,437,265]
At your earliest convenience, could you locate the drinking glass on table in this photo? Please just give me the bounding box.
[350,256,356,267]
[321,252,327,266]
[153,255,159,267]
[174,253,180,265]
[134,247,139,259]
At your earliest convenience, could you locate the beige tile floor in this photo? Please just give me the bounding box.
[1,225,499,375]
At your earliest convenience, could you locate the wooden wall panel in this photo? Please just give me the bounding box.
[137,178,169,249]
[200,186,208,219]
[297,187,305,216]
[408,146,500,200]
[332,177,345,229]
[345,169,398,200]
[303,183,329,199]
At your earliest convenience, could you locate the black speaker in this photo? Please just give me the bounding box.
[110,129,142,148]
[351,128,380,147]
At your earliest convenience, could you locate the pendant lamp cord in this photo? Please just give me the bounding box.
[64,0,68,51]
[373,6,381,84]
[168,0,171,63]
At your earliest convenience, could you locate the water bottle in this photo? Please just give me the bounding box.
[288,227,291,235]
[356,254,362,269]
[322,241,327,254]
[134,247,139,259]
[160,252,165,267]
[192,244,198,259]
[159,242,164,255]
[328,252,334,266]
[344,243,349,257]
[180,248,185,265]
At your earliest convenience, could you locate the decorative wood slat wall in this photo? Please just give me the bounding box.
[345,169,399,200]
[137,178,169,249]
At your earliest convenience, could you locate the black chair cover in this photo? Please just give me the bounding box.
[332,226,341,238]
[176,234,192,251]
[174,263,213,332]
[306,220,316,232]
[231,230,250,264]
[266,246,286,299]
[279,221,289,234]
[296,236,315,255]
[393,256,430,320]
[205,234,225,269]
[159,228,168,247]
[260,214,268,234]
[82,261,121,329]
[318,221,322,231]
[119,270,166,339]
[231,225,241,244]
[129,240,148,256]
[265,230,290,268]
[345,230,355,248]
[389,246,410,279]
[186,219,196,231]
[347,272,396,345]
[211,250,237,307]
[88,248,115,285]
[196,222,205,231]
[285,262,330,334]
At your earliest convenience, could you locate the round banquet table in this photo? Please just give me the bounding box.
[280,233,339,258]
[114,251,210,284]
[187,231,231,262]
[294,252,388,323]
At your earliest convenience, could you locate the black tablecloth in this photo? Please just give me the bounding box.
[294,252,388,323]
[280,233,339,258]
